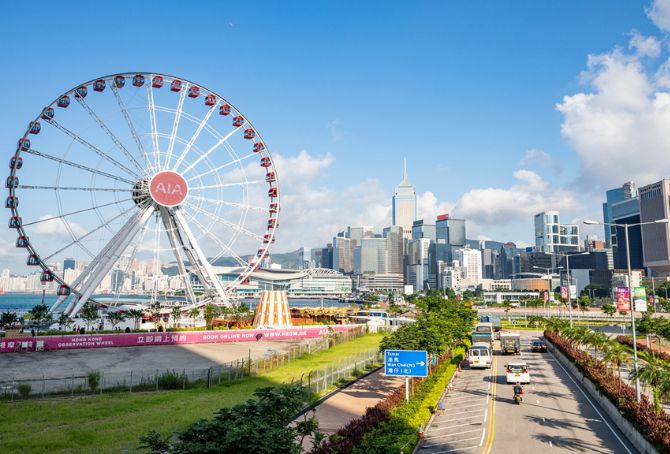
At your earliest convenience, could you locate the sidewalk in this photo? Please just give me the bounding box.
[311,369,404,433]
[298,368,404,451]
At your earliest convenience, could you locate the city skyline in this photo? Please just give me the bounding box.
[3,1,670,268]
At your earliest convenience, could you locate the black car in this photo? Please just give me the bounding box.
[531,340,548,352]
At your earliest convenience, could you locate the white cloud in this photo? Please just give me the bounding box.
[519,148,561,173]
[417,191,454,222]
[647,0,670,32]
[628,30,661,57]
[451,169,580,226]
[557,32,670,191]
[33,216,87,237]
[273,150,334,181]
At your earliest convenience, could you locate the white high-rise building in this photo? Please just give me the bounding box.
[534,211,580,253]
[454,248,483,288]
[392,159,418,239]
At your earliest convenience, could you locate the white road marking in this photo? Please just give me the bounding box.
[447,408,485,416]
[551,349,633,454]
[484,407,488,422]
[430,421,482,432]
[425,428,481,441]
[422,445,478,453]
[549,441,553,447]
[536,400,540,404]
[441,414,484,423]
[479,428,486,446]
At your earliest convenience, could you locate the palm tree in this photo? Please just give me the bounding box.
[657,369,670,409]
[80,303,99,331]
[127,309,144,331]
[107,311,126,331]
[170,305,182,328]
[188,307,200,328]
[604,343,628,389]
[57,313,74,331]
[631,350,666,414]
[203,303,219,330]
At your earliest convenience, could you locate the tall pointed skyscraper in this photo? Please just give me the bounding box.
[392,159,418,239]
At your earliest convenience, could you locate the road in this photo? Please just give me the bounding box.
[420,332,638,454]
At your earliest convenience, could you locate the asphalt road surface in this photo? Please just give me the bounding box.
[421,332,638,454]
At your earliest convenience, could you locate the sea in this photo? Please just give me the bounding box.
[0,293,348,315]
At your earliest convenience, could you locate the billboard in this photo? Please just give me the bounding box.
[569,285,578,299]
[616,286,630,312]
[633,286,647,312]
[560,286,568,300]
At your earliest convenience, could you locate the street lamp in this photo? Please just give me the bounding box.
[583,217,670,403]
[533,265,563,315]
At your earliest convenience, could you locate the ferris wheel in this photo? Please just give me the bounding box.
[7,72,279,316]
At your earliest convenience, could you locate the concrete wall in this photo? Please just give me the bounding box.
[546,338,659,454]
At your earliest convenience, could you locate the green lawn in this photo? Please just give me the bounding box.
[0,333,384,454]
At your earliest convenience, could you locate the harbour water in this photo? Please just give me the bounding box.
[0,293,349,315]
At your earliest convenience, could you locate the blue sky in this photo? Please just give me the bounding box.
[2,0,670,264]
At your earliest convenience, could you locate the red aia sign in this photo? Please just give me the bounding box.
[150,171,188,207]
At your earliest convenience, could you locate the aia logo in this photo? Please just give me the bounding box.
[150,171,188,207]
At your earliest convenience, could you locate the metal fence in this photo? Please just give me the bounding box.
[1,325,370,400]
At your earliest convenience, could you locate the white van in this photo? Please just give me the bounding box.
[505,360,530,384]
[468,343,492,369]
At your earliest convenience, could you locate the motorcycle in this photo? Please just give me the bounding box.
[513,385,524,405]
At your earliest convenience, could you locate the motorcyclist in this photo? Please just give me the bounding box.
[513,382,524,400]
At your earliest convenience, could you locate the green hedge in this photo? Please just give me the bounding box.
[352,347,465,453]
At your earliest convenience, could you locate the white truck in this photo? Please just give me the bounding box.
[500,333,521,355]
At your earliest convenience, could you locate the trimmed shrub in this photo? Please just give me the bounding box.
[616,335,670,363]
[87,370,101,392]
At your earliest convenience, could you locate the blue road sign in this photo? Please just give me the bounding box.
[384,349,428,377]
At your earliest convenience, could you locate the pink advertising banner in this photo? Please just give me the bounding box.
[0,325,356,353]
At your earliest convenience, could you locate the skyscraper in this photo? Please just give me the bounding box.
[639,179,670,274]
[392,159,417,239]
[435,214,466,263]
[534,211,580,253]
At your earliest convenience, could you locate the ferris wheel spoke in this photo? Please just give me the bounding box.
[17,185,131,192]
[22,199,133,227]
[40,204,139,263]
[178,126,242,175]
[189,180,265,191]
[185,203,264,242]
[164,83,190,170]
[44,119,140,179]
[188,195,267,211]
[67,206,154,316]
[22,149,135,185]
[171,104,216,171]
[159,207,198,304]
[146,84,161,172]
[171,208,230,305]
[185,151,256,182]
[74,96,144,173]
[110,84,152,171]
[181,211,250,268]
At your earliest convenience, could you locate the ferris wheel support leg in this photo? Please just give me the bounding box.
[69,207,154,316]
[159,208,198,305]
[56,218,136,315]
[172,209,231,307]
[164,211,213,295]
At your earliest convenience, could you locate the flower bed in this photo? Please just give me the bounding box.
[546,330,670,451]
[616,335,670,362]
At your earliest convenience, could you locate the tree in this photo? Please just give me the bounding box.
[188,307,201,328]
[28,303,49,326]
[127,309,144,330]
[57,313,74,331]
[1,311,18,327]
[106,311,126,331]
[80,303,99,331]
[603,343,628,389]
[601,303,616,318]
[140,384,321,453]
[577,296,592,315]
[203,303,219,330]
[502,300,512,315]
[149,302,163,332]
[631,350,667,414]
[170,305,182,328]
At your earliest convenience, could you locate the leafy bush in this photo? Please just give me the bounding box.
[88,370,101,392]
[157,370,186,390]
[17,383,31,398]
[546,330,670,452]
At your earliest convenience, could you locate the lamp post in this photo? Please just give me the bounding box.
[584,218,670,403]
[533,265,563,316]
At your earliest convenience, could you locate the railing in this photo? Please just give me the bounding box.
[1,325,370,400]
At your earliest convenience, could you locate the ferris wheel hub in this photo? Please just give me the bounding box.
[149,171,188,207]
